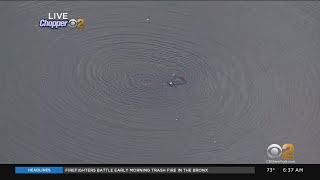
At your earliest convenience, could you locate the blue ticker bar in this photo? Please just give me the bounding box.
[15,167,63,174]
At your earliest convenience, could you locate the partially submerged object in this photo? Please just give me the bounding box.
[168,81,175,87]
[167,74,187,87]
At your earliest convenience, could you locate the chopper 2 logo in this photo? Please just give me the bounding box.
[266,144,295,163]
[39,13,85,29]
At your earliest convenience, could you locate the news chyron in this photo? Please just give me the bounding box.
[39,12,84,29]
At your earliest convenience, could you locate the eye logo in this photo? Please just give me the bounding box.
[267,144,295,159]
[68,19,77,28]
[267,144,282,158]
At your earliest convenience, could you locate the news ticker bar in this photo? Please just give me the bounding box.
[3,165,320,176]
[15,166,255,174]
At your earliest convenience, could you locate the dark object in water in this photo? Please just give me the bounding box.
[167,74,187,87]
[168,81,175,87]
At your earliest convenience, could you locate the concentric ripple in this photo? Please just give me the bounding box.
[2,2,264,162]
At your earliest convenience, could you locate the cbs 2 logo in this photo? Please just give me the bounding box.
[267,144,295,159]
[69,19,85,28]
